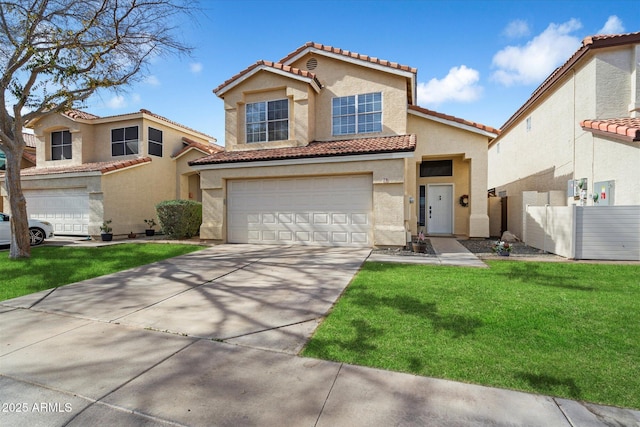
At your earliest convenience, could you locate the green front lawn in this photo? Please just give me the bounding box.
[302,261,640,409]
[0,244,204,301]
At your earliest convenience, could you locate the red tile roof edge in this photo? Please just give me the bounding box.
[581,118,640,142]
[499,31,640,134]
[61,109,215,141]
[213,60,322,95]
[9,157,152,177]
[189,135,416,166]
[409,105,500,135]
[173,137,224,158]
[279,42,418,75]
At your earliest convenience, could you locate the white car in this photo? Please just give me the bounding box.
[0,213,54,246]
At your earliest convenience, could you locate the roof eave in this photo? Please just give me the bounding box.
[581,126,640,143]
[215,64,321,98]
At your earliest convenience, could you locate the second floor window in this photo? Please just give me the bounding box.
[148,127,163,157]
[112,126,139,156]
[332,92,382,136]
[51,130,72,160]
[246,99,288,143]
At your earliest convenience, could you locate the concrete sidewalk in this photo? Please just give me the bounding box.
[1,244,638,426]
[368,236,488,267]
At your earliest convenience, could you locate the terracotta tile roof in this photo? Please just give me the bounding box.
[12,157,152,177]
[409,105,500,135]
[581,118,640,142]
[60,109,215,141]
[190,135,416,166]
[213,60,322,95]
[64,109,101,120]
[172,137,224,158]
[23,133,38,148]
[22,150,36,164]
[500,31,640,133]
[279,42,417,75]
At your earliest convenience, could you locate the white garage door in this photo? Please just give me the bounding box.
[25,189,90,236]
[228,175,372,246]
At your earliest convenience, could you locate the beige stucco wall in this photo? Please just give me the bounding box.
[488,45,640,239]
[198,157,408,246]
[220,74,314,149]
[288,54,409,141]
[220,55,410,150]
[407,114,490,238]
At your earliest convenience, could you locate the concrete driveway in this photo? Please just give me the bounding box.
[1,244,638,426]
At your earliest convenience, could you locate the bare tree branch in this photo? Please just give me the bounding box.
[0,0,198,258]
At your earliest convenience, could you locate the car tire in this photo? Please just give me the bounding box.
[29,227,46,246]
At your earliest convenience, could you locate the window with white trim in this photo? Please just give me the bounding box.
[332,92,382,136]
[111,126,139,156]
[51,130,72,160]
[246,99,288,143]
[148,127,163,157]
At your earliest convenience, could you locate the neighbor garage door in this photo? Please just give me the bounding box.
[25,189,90,236]
[227,175,372,246]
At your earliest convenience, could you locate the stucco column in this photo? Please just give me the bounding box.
[468,158,490,238]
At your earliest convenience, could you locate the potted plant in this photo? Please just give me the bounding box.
[100,219,113,242]
[492,240,512,256]
[412,230,427,253]
[144,218,157,236]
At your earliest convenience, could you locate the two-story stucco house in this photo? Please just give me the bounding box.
[0,109,221,237]
[488,32,640,239]
[191,42,498,247]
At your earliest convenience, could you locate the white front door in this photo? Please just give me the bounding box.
[427,184,453,234]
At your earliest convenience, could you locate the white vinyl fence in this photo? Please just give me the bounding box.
[524,205,640,261]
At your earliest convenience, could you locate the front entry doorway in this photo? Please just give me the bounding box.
[426,184,453,234]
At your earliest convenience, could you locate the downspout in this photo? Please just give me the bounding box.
[572,68,577,183]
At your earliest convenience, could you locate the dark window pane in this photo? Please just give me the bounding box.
[420,160,453,177]
[112,128,124,142]
[112,142,124,156]
[52,146,62,160]
[125,126,138,140]
[149,127,162,143]
[125,140,138,154]
[149,142,162,157]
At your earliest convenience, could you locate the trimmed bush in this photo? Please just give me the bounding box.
[156,200,202,239]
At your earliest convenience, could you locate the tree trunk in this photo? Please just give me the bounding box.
[4,147,31,258]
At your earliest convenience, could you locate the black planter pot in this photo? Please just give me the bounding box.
[101,233,113,242]
[145,229,155,236]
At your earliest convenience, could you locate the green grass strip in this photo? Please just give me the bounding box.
[302,261,640,409]
[0,243,204,301]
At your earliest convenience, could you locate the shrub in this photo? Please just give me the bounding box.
[155,200,202,239]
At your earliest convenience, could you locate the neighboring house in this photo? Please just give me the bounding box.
[190,42,498,247]
[0,132,37,211]
[488,32,640,240]
[0,109,221,237]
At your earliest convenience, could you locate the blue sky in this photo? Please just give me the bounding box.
[85,0,637,146]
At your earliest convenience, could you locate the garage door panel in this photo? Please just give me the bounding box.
[228,175,372,247]
[25,189,89,236]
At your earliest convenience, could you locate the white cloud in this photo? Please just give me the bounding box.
[190,62,203,74]
[491,19,582,86]
[106,95,126,109]
[105,93,141,109]
[417,65,483,105]
[597,16,624,35]
[145,75,161,86]
[503,20,530,38]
